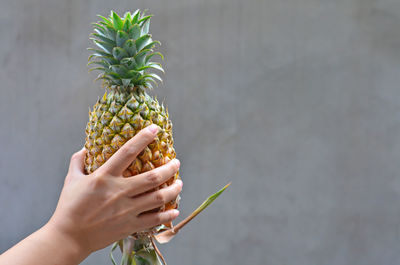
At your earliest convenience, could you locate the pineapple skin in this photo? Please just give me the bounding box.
[84,88,179,216]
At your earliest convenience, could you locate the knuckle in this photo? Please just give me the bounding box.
[154,191,166,204]
[90,175,106,189]
[153,214,163,224]
[168,211,176,220]
[70,152,81,161]
[146,171,161,185]
[172,160,180,171]
[121,144,138,158]
[142,129,155,141]
[175,183,183,193]
[168,161,178,173]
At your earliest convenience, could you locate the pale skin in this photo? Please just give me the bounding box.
[0,124,183,265]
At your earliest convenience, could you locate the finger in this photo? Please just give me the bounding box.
[68,148,86,174]
[122,159,180,197]
[133,180,182,214]
[99,124,159,176]
[137,209,180,230]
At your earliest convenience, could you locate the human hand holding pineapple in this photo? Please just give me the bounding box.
[50,124,182,252]
[0,125,182,265]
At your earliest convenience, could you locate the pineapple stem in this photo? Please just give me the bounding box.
[150,236,167,265]
[110,235,163,265]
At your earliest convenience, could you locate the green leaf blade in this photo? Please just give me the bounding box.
[116,30,129,47]
[135,35,152,52]
[112,11,124,30]
[112,47,129,60]
[123,39,137,57]
[128,24,141,40]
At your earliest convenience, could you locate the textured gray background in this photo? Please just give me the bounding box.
[1,0,400,264]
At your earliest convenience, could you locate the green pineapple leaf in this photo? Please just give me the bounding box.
[93,40,114,54]
[134,49,152,67]
[128,24,141,40]
[116,30,129,47]
[131,9,140,23]
[90,34,115,45]
[110,65,129,76]
[97,15,113,27]
[138,15,152,26]
[141,19,150,35]
[123,39,137,56]
[136,63,164,73]
[89,10,164,88]
[87,48,110,57]
[142,40,161,51]
[112,47,129,60]
[111,11,124,30]
[123,15,132,32]
[135,35,152,52]
[121,57,137,70]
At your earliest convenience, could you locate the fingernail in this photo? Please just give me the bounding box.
[147,124,159,134]
[174,159,180,168]
[176,179,183,187]
[171,209,180,218]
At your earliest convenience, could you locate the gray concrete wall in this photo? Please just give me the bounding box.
[1,0,400,264]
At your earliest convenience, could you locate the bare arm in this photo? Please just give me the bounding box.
[0,124,182,265]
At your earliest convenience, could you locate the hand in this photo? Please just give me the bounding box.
[46,124,182,257]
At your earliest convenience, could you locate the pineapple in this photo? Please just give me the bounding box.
[84,10,229,265]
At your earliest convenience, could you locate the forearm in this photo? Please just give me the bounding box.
[0,223,89,265]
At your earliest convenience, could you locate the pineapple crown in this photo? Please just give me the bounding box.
[88,10,164,90]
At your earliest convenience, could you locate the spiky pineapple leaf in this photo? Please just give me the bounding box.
[134,49,152,67]
[116,30,129,47]
[145,52,164,64]
[136,63,164,73]
[136,35,152,52]
[88,10,164,89]
[128,24,141,40]
[131,9,140,24]
[93,28,108,38]
[99,56,119,65]
[124,11,132,20]
[87,48,111,57]
[91,34,115,45]
[121,78,131,87]
[112,47,128,60]
[87,60,110,68]
[126,70,140,79]
[92,23,106,33]
[123,16,132,32]
[93,40,114,54]
[88,66,107,73]
[97,15,113,27]
[111,11,124,30]
[138,73,162,83]
[141,20,150,35]
[123,39,137,56]
[142,40,161,51]
[121,58,137,70]
[138,15,152,26]
[110,65,129,76]
[102,26,117,41]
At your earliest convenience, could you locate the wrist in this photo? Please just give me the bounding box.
[40,221,90,264]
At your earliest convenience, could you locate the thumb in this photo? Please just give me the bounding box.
[68,147,87,175]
